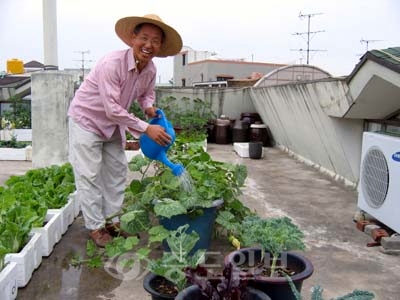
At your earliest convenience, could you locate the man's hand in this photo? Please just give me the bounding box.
[145,107,157,118]
[145,124,172,146]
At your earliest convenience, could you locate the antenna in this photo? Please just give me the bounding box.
[292,12,326,64]
[73,50,92,81]
[360,38,383,51]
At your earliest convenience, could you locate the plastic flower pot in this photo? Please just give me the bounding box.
[225,247,314,300]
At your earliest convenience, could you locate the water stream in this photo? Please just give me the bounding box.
[177,169,194,193]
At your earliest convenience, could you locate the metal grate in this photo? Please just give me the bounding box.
[361,148,389,208]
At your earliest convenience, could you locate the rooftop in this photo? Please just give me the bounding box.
[2,144,399,300]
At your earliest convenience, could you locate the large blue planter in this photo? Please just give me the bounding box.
[159,199,223,253]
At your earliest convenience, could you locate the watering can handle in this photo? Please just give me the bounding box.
[155,109,169,128]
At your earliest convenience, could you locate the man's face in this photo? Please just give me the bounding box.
[131,24,163,65]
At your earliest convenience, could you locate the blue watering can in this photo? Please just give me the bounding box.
[139,109,185,176]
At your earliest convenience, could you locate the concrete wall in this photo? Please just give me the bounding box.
[29,73,362,186]
[250,79,363,185]
[156,87,257,120]
[31,71,74,168]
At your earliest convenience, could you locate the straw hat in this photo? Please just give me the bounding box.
[115,14,182,57]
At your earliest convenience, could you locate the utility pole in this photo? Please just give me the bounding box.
[292,12,326,64]
[360,38,383,51]
[73,50,92,82]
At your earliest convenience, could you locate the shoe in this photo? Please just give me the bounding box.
[105,222,132,238]
[90,228,113,247]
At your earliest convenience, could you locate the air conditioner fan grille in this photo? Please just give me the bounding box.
[361,148,389,208]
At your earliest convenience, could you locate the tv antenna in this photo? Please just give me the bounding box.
[360,38,383,51]
[292,12,326,64]
[74,50,93,81]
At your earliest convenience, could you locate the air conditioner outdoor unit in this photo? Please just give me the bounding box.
[358,131,400,233]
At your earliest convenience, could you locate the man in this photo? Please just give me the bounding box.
[68,14,182,247]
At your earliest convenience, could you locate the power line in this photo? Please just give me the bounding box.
[73,50,92,81]
[291,12,326,64]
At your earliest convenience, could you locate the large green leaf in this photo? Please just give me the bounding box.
[153,199,186,218]
[120,210,150,234]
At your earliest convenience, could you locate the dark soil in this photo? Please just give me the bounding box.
[150,276,179,298]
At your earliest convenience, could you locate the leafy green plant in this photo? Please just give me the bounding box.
[71,235,141,268]
[286,276,375,300]
[146,224,206,292]
[120,141,251,235]
[5,163,75,209]
[157,96,216,142]
[0,163,75,271]
[0,134,31,148]
[237,215,305,277]
[0,96,31,129]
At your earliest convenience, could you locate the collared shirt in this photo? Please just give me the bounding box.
[68,48,156,144]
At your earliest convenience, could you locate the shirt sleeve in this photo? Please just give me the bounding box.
[96,59,149,135]
[137,73,156,110]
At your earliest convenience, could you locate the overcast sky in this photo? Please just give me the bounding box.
[1,0,399,83]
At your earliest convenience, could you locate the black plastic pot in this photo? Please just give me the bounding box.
[143,272,177,300]
[175,285,271,300]
[225,248,314,300]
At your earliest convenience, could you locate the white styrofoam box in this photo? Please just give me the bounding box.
[125,149,144,164]
[31,210,63,257]
[233,142,249,158]
[58,198,75,234]
[69,191,80,218]
[4,232,42,287]
[0,148,26,161]
[0,262,18,300]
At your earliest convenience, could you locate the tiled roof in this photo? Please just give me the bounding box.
[369,47,400,70]
[24,60,44,68]
[347,46,400,82]
[0,76,31,87]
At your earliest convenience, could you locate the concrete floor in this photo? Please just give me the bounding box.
[1,144,399,300]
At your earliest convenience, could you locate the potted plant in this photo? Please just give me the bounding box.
[125,132,140,151]
[287,277,375,300]
[120,141,251,253]
[224,215,313,300]
[176,263,271,300]
[157,96,216,144]
[142,224,206,300]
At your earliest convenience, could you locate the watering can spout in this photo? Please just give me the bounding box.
[139,109,185,176]
[156,151,185,176]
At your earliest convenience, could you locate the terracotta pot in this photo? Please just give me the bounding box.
[125,140,140,151]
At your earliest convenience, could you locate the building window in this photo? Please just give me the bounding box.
[182,54,186,66]
[216,75,234,81]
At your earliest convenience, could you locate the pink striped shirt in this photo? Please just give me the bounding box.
[68,48,156,143]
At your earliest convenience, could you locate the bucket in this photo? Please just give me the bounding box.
[249,142,263,159]
[250,123,272,147]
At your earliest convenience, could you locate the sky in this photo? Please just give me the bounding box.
[1,0,399,83]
